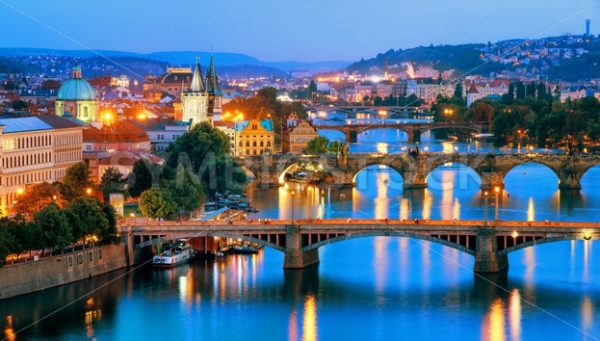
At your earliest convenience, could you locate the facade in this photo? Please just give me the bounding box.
[282,116,318,154]
[0,115,83,215]
[213,120,236,153]
[83,120,151,152]
[234,119,274,156]
[132,119,190,152]
[181,62,210,126]
[55,66,98,123]
[143,67,193,101]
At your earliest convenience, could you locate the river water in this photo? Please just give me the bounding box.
[1,129,599,340]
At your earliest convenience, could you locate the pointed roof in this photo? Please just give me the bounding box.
[206,55,221,96]
[467,83,479,94]
[189,62,205,93]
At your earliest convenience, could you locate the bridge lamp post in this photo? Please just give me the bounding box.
[494,186,501,221]
[483,191,489,226]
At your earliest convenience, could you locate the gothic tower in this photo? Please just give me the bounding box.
[181,61,209,126]
[206,55,222,119]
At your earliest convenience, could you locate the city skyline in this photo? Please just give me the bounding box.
[0,0,598,61]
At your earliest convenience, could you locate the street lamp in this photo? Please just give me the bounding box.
[85,187,93,195]
[290,190,296,225]
[483,190,489,226]
[494,186,501,221]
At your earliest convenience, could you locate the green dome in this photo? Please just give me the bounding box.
[57,78,96,101]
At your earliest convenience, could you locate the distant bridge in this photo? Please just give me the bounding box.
[122,218,600,273]
[306,105,428,116]
[237,152,600,190]
[312,121,489,142]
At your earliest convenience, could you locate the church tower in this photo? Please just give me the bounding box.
[206,55,222,119]
[181,61,209,126]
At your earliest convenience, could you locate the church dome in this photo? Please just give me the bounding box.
[57,66,96,101]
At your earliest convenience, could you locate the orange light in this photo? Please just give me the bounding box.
[512,231,519,239]
[494,186,501,193]
[16,188,24,195]
[85,187,93,195]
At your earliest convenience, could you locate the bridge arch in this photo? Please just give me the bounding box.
[498,235,580,255]
[302,231,476,256]
[419,124,482,136]
[503,162,561,188]
[426,161,482,190]
[144,233,286,252]
[580,164,600,190]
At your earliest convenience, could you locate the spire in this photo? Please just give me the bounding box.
[189,60,205,93]
[206,54,220,95]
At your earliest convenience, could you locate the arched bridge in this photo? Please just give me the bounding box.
[312,121,489,142]
[122,218,600,273]
[237,152,600,190]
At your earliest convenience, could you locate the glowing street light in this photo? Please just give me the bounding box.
[85,187,93,195]
[512,231,519,239]
[483,190,489,226]
[16,188,24,196]
[494,186,501,221]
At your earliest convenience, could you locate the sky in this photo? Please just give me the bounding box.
[0,0,599,62]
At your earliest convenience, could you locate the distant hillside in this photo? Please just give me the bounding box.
[0,48,346,76]
[347,44,500,76]
[347,35,600,81]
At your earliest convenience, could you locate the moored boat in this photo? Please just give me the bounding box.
[152,240,195,268]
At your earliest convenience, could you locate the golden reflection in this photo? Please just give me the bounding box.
[441,141,454,154]
[453,198,460,220]
[526,197,535,222]
[524,248,536,285]
[374,171,389,219]
[582,296,593,331]
[422,189,432,220]
[303,294,318,341]
[421,242,430,285]
[375,237,389,293]
[376,142,388,154]
[440,170,454,220]
[509,289,522,341]
[583,240,590,283]
[482,298,506,341]
[400,198,410,220]
[4,315,15,341]
[278,187,289,220]
[289,306,299,341]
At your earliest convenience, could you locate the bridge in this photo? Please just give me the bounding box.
[312,121,489,142]
[306,105,428,116]
[237,152,600,190]
[122,218,600,273]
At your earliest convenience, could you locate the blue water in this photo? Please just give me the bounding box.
[1,130,599,340]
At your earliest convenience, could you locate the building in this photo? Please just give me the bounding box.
[82,120,151,152]
[282,116,318,154]
[213,120,236,153]
[206,55,223,119]
[0,115,83,215]
[466,84,480,107]
[234,119,274,156]
[132,118,190,152]
[143,67,193,101]
[55,66,99,122]
[181,62,210,126]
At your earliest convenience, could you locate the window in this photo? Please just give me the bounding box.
[88,251,93,262]
[77,253,83,265]
[97,249,103,260]
[67,255,73,267]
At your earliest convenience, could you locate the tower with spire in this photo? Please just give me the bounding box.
[181,60,210,126]
[205,55,222,119]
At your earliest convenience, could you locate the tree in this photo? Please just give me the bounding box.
[34,203,72,251]
[64,197,109,243]
[13,182,65,219]
[308,80,317,99]
[164,165,206,217]
[100,167,126,202]
[62,162,91,200]
[303,136,330,154]
[328,141,344,154]
[102,203,118,243]
[128,160,158,198]
[453,83,463,99]
[138,188,177,219]
[10,100,27,111]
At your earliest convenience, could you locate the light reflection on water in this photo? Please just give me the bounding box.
[2,133,600,340]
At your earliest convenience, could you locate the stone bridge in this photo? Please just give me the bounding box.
[312,122,489,142]
[122,218,600,273]
[237,152,600,190]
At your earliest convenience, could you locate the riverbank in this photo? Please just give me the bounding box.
[0,243,127,300]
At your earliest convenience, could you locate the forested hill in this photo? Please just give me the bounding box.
[347,35,600,81]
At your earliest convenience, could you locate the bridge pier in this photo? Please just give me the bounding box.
[283,225,320,269]
[474,227,508,273]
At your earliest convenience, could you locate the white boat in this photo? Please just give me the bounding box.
[152,241,194,268]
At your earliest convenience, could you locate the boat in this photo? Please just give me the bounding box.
[231,245,259,254]
[473,133,494,140]
[152,240,195,268]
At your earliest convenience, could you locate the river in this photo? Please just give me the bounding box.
[1,129,599,340]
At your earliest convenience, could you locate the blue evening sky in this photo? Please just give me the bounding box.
[0,0,598,61]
